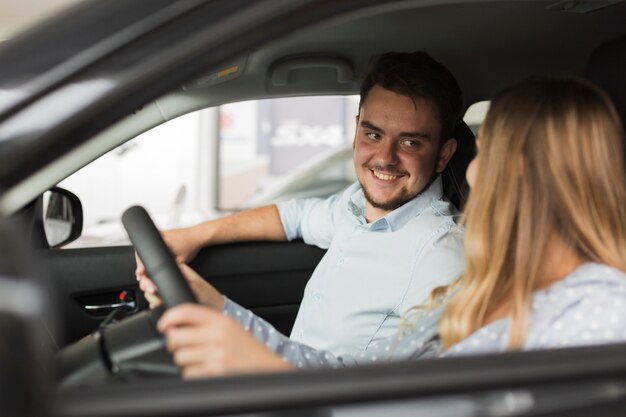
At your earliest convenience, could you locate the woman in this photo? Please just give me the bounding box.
[153,77,626,379]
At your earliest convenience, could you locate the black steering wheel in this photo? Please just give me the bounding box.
[56,206,196,388]
[122,206,196,308]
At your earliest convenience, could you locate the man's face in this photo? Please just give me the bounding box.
[353,85,455,220]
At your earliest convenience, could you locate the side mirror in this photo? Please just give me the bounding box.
[42,187,83,248]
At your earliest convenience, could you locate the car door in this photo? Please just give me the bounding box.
[39,238,323,345]
[31,93,357,345]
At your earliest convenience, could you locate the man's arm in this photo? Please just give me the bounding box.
[136,204,286,276]
[136,205,286,307]
[185,204,287,247]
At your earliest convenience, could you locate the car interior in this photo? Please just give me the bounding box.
[1,0,626,415]
[20,0,624,346]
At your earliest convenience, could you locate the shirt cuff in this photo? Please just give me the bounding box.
[221,296,246,322]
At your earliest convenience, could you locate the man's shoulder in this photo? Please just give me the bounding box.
[320,181,362,211]
[397,176,459,219]
[415,195,460,230]
[337,181,362,199]
[402,201,463,243]
[429,195,459,216]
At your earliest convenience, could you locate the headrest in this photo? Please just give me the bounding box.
[585,36,626,128]
[442,120,476,210]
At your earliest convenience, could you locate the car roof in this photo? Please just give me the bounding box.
[2,1,625,102]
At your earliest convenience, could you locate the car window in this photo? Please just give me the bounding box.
[59,95,359,248]
[59,96,487,248]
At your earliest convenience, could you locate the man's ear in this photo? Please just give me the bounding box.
[435,138,457,173]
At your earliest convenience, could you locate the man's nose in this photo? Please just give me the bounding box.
[376,140,399,166]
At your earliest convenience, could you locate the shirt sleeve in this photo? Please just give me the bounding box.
[223,297,346,368]
[276,190,345,249]
[399,223,465,314]
[222,297,442,369]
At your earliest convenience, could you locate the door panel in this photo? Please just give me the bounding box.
[39,240,324,346]
[190,241,326,337]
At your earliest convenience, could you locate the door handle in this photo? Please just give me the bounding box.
[76,290,137,316]
[83,300,136,312]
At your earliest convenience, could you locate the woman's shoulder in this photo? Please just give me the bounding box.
[534,263,621,300]
[561,262,626,286]
[527,263,626,349]
[536,262,626,315]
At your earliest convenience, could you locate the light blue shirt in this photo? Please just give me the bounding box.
[222,262,626,369]
[276,176,464,356]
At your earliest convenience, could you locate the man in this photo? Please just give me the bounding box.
[138,51,465,356]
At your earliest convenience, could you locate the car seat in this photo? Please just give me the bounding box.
[441,119,476,211]
[586,35,626,130]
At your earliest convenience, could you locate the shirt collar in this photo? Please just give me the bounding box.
[347,175,444,232]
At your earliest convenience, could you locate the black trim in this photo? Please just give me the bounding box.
[52,343,626,417]
[0,0,385,189]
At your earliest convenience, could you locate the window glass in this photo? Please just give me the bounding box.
[59,95,359,248]
[219,96,358,210]
[59,112,208,247]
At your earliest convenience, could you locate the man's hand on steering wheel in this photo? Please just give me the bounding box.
[134,227,204,277]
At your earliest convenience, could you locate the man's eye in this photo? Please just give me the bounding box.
[402,139,421,148]
[366,132,380,140]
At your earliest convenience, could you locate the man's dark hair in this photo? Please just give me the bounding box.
[359,51,463,142]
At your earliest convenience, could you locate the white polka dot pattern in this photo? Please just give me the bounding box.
[446,263,626,355]
[222,263,626,368]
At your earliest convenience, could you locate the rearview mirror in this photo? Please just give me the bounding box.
[42,187,83,248]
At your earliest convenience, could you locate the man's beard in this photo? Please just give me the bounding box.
[360,181,415,211]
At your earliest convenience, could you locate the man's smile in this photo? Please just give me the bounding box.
[370,169,406,182]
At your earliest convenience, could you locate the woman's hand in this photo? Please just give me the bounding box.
[158,304,294,379]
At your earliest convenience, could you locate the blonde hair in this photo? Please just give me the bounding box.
[438,77,626,350]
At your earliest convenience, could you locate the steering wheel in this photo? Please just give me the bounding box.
[56,206,196,388]
[122,206,196,308]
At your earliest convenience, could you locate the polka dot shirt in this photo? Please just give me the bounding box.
[445,263,626,356]
[222,263,626,368]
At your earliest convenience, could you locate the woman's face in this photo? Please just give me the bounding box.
[466,137,480,188]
